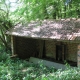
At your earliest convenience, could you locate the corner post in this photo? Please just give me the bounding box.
[11,36,17,56]
[77,44,80,67]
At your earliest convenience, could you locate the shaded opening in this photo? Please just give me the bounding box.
[56,44,66,61]
[12,36,77,67]
[14,36,38,59]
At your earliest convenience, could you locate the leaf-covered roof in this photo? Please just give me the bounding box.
[6,19,80,41]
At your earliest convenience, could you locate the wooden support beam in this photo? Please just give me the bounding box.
[11,36,16,56]
[77,44,80,67]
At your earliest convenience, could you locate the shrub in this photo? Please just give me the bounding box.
[0,49,80,80]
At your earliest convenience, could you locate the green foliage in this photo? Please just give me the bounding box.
[35,68,80,80]
[0,18,13,50]
[0,1,80,79]
[0,52,56,80]
[12,0,80,22]
[0,48,80,80]
[0,0,13,50]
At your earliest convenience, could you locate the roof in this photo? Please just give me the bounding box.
[6,18,80,41]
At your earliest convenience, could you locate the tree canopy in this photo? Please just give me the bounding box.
[12,0,80,22]
[0,0,80,49]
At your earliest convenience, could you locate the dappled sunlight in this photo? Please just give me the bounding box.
[6,19,80,40]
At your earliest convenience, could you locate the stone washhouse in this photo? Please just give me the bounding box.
[6,19,80,69]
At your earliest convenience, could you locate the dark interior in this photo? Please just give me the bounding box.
[14,37,77,67]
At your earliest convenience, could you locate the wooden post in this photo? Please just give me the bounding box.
[11,36,14,55]
[11,36,17,57]
[77,44,80,67]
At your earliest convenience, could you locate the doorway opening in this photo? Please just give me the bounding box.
[56,44,66,61]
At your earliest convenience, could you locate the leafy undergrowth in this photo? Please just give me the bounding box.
[0,51,80,80]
